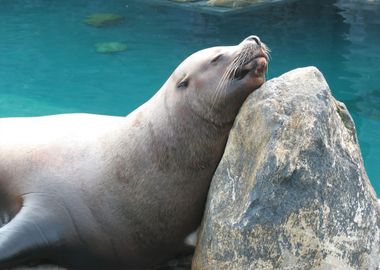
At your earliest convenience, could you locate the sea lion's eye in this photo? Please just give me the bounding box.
[211,54,223,64]
[177,79,189,89]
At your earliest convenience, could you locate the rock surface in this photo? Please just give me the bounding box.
[192,67,380,270]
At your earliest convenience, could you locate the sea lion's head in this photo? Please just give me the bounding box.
[164,36,269,128]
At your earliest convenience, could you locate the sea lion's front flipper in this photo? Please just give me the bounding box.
[0,193,78,269]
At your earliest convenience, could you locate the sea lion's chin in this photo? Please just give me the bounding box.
[239,57,268,92]
[253,56,268,77]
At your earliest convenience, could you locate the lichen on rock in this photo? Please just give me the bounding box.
[192,67,380,270]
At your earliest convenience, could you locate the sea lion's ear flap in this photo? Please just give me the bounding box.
[210,54,223,65]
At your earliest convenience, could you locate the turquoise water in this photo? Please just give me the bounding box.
[0,0,379,194]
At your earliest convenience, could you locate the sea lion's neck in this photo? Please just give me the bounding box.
[135,90,231,174]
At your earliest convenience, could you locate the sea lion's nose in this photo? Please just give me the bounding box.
[244,35,261,46]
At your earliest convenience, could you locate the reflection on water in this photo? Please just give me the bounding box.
[344,90,380,121]
[335,0,380,101]
[0,0,379,192]
[333,0,380,192]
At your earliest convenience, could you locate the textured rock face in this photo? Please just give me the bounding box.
[192,67,380,270]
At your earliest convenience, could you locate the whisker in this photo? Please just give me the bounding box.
[210,56,239,111]
[212,68,232,106]
[210,69,229,111]
[209,42,270,114]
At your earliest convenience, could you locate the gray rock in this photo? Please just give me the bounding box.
[192,67,380,270]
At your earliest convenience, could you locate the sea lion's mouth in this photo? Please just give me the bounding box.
[234,54,268,80]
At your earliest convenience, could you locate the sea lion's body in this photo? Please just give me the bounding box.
[0,110,216,268]
[0,36,268,269]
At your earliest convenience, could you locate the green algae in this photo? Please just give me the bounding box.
[95,42,128,54]
[84,13,124,27]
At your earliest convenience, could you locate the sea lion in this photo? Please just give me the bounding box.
[0,35,269,269]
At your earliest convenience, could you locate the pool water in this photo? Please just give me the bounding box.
[0,0,379,194]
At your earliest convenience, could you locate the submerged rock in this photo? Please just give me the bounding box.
[84,13,124,27]
[170,0,200,3]
[193,67,380,269]
[95,42,128,54]
[207,0,263,8]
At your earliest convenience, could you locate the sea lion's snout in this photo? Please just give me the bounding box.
[232,35,269,80]
[243,35,261,46]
